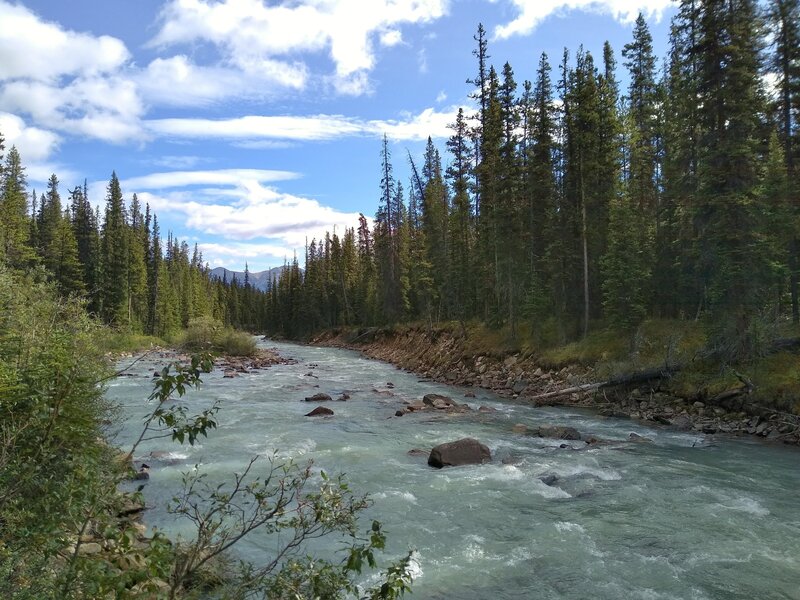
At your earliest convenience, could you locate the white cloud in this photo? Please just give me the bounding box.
[0,2,145,143]
[149,0,448,94]
[26,163,80,189]
[232,140,297,150]
[0,112,60,161]
[198,241,296,264]
[132,184,361,248]
[494,0,673,40]
[380,29,403,47]
[136,53,309,108]
[436,90,447,103]
[148,155,209,169]
[147,106,464,142]
[122,169,300,190]
[0,1,129,81]
[368,106,458,141]
[148,114,364,141]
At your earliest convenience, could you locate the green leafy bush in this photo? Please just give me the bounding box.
[180,316,256,356]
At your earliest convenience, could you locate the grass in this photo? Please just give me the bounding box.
[97,330,166,354]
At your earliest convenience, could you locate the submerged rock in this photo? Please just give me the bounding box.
[478,405,498,413]
[539,474,559,486]
[512,423,528,434]
[305,392,332,402]
[305,406,334,417]
[628,432,653,443]
[423,393,455,408]
[535,425,582,440]
[428,438,491,468]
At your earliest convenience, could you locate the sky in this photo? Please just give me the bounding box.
[0,0,678,272]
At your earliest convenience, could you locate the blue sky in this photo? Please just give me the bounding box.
[0,0,676,271]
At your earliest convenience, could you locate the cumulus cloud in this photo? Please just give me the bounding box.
[493,0,673,40]
[0,1,129,81]
[147,105,463,142]
[92,168,361,263]
[149,0,448,94]
[0,112,60,161]
[0,2,145,143]
[130,184,361,249]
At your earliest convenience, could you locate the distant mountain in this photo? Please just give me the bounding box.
[210,266,291,291]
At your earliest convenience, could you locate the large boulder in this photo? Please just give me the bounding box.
[305,406,334,417]
[428,438,491,469]
[305,392,332,402]
[535,425,582,440]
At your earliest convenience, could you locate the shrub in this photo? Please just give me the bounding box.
[180,316,256,356]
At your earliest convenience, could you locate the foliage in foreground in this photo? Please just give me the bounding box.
[0,266,414,598]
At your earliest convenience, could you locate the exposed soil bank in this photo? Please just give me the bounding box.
[311,326,800,446]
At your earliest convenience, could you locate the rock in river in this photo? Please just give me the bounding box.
[305,392,332,402]
[535,425,582,440]
[305,406,334,417]
[423,393,456,408]
[428,438,491,469]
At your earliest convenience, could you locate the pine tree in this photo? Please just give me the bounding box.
[37,175,83,295]
[99,172,129,325]
[421,138,449,320]
[609,13,658,326]
[70,182,101,310]
[127,193,148,328]
[446,107,475,321]
[0,146,36,269]
[374,136,404,322]
[660,1,703,318]
[695,0,770,357]
[767,0,800,322]
[524,52,559,328]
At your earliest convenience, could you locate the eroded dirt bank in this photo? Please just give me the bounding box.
[311,326,800,446]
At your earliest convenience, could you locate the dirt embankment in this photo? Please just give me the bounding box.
[312,326,800,446]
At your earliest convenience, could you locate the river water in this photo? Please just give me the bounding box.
[109,339,800,599]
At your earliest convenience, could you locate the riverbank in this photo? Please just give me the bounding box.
[310,324,800,446]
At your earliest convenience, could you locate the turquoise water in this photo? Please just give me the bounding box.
[108,339,800,599]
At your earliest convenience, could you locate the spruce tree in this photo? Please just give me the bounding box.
[696,0,770,357]
[100,172,129,325]
[0,146,35,269]
[446,107,475,322]
[767,0,800,322]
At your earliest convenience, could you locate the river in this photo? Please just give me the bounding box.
[108,339,800,599]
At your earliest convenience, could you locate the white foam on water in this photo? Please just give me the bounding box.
[712,496,770,517]
[530,480,572,499]
[463,543,485,562]
[162,451,189,460]
[273,437,317,459]
[554,521,586,534]
[407,550,423,580]
[507,545,533,566]
[373,490,418,504]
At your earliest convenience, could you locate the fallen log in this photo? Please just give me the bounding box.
[528,365,681,402]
